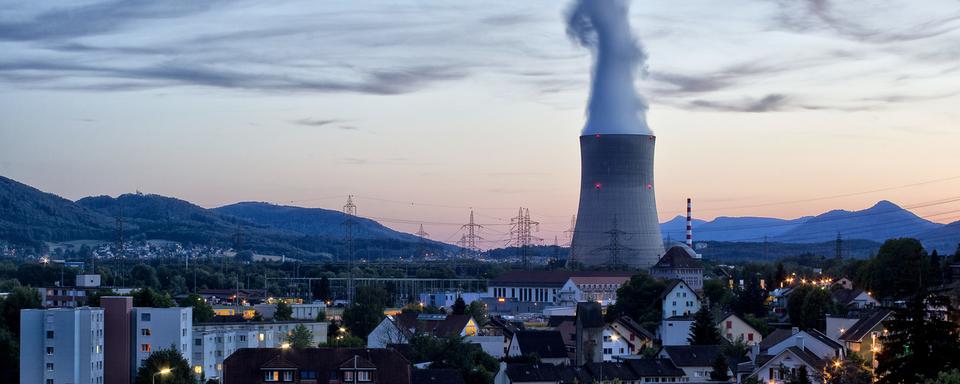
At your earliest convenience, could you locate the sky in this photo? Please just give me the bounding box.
[1,0,959,248]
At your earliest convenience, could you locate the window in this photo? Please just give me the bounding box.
[47,331,55,339]
[141,329,151,336]
[46,363,54,371]
[141,313,151,322]
[748,333,754,342]
[47,380,53,384]
[47,346,54,355]
[344,371,355,381]
[357,371,371,381]
[194,339,202,346]
[141,344,151,352]
[301,371,319,379]
[726,321,732,329]
[264,371,279,381]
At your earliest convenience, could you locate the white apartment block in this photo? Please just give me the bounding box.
[132,307,192,373]
[20,307,105,384]
[191,321,328,381]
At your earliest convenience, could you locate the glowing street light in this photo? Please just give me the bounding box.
[152,368,172,384]
[281,342,291,349]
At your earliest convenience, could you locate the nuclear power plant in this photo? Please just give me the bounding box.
[566,0,665,269]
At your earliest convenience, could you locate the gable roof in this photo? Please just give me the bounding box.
[759,328,843,353]
[412,369,465,384]
[716,313,761,335]
[394,313,473,337]
[661,345,723,367]
[514,331,568,359]
[505,364,563,383]
[754,346,826,374]
[831,288,872,306]
[614,316,656,341]
[624,359,685,377]
[652,245,703,269]
[658,279,700,301]
[839,310,893,342]
[547,316,576,327]
[224,348,411,384]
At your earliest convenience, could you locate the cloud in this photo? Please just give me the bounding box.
[0,1,224,41]
[294,119,339,127]
[775,0,960,43]
[687,94,790,113]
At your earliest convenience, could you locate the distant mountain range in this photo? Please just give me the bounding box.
[0,176,450,259]
[2,175,958,259]
[661,200,960,253]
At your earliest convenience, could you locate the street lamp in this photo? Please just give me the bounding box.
[152,368,172,384]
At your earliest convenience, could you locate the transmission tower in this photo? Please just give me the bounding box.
[415,224,430,259]
[563,215,576,246]
[510,208,541,269]
[115,207,124,286]
[342,195,358,302]
[459,210,483,255]
[835,232,843,260]
[591,216,635,270]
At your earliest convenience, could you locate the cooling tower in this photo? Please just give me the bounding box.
[569,133,664,269]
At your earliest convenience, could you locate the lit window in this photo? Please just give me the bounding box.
[264,371,279,381]
[357,371,372,382]
[141,344,151,352]
[47,347,54,355]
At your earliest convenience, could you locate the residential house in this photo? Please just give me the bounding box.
[717,313,762,345]
[487,271,635,306]
[20,307,105,384]
[367,313,479,348]
[192,320,328,381]
[494,359,687,384]
[759,328,844,362]
[751,346,826,384]
[831,288,878,311]
[412,369,466,384]
[659,316,695,347]
[507,331,570,366]
[609,316,655,355]
[658,345,737,381]
[839,310,892,369]
[660,280,701,319]
[650,245,704,291]
[223,347,412,384]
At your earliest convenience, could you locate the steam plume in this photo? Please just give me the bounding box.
[567,0,651,136]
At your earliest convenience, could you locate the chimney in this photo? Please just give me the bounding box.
[750,343,760,362]
[686,198,693,248]
[795,335,804,350]
[791,327,800,335]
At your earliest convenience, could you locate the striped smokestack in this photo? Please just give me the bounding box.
[686,198,693,248]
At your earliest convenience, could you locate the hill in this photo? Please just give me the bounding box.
[774,200,941,243]
[213,202,423,242]
[0,176,114,244]
[917,220,960,254]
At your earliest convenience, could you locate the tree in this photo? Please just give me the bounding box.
[286,324,314,348]
[868,239,928,299]
[131,264,160,289]
[925,369,960,384]
[604,273,666,332]
[710,353,731,381]
[704,279,734,310]
[929,250,944,287]
[133,287,175,308]
[465,300,488,326]
[134,347,195,384]
[179,294,214,324]
[0,323,20,383]
[876,289,960,384]
[0,286,41,337]
[452,296,467,315]
[789,365,812,384]
[775,262,788,288]
[732,275,768,318]
[688,306,722,345]
[315,310,326,322]
[799,287,836,331]
[824,353,873,384]
[743,314,772,337]
[274,300,293,321]
[342,286,387,338]
[322,333,365,347]
[402,335,498,384]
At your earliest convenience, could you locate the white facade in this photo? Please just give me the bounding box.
[419,291,484,309]
[132,307,192,373]
[662,281,700,318]
[76,274,101,288]
[753,349,823,384]
[20,307,105,384]
[489,285,562,304]
[192,321,328,380]
[292,303,327,320]
[601,328,631,361]
[659,318,694,346]
[717,314,762,345]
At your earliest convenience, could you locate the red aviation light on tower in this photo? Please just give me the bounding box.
[645,184,653,190]
[594,182,602,189]
[595,134,601,138]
